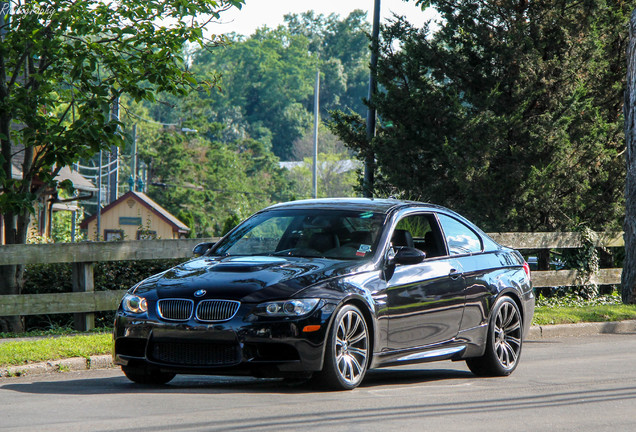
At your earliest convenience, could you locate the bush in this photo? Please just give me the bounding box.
[535,288,622,308]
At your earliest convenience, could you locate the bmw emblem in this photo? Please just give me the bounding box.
[194,289,207,298]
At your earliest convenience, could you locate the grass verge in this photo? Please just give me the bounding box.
[0,333,111,367]
[532,304,636,326]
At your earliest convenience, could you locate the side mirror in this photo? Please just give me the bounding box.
[193,242,215,257]
[393,247,426,265]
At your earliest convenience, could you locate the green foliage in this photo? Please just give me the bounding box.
[187,11,370,160]
[222,214,242,236]
[137,128,293,236]
[112,10,371,239]
[333,0,628,233]
[284,10,371,117]
[291,125,351,160]
[536,290,623,308]
[0,1,243,331]
[21,259,185,331]
[0,326,110,340]
[22,259,186,296]
[533,304,636,325]
[533,289,636,325]
[286,153,358,199]
[1,0,243,221]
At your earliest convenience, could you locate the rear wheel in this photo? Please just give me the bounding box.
[315,304,370,390]
[466,296,523,377]
[122,365,176,385]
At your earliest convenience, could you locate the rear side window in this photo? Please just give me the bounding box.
[438,214,482,255]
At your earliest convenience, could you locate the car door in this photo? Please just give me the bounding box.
[436,213,488,331]
[385,212,466,350]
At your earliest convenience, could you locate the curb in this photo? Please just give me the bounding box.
[0,354,113,378]
[528,320,636,339]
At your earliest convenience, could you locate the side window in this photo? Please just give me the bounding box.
[394,214,445,258]
[438,214,482,255]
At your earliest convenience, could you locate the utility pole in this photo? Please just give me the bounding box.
[364,0,381,198]
[313,69,320,199]
[96,150,102,240]
[131,123,137,189]
[109,97,120,203]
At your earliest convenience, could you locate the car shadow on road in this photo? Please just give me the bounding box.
[361,368,473,388]
[0,367,474,396]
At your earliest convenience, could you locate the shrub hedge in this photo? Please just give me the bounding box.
[21,259,186,331]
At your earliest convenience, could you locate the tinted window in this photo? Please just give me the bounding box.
[222,215,295,256]
[438,214,482,255]
[213,209,385,260]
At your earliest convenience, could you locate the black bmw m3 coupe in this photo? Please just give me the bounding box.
[113,198,534,390]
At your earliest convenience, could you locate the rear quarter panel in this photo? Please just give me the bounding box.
[458,249,533,333]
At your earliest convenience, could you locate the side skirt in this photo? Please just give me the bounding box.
[370,323,489,369]
[371,343,467,369]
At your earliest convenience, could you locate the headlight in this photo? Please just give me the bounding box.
[122,294,148,314]
[255,299,320,317]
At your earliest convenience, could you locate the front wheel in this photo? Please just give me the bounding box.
[466,296,523,377]
[122,365,176,385]
[315,304,370,390]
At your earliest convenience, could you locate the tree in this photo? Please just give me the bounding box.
[0,0,243,332]
[287,152,358,199]
[623,9,636,304]
[190,11,371,160]
[291,124,350,160]
[140,129,292,236]
[192,28,316,160]
[284,10,371,117]
[332,0,627,233]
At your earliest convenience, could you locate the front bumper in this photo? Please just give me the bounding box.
[113,302,336,376]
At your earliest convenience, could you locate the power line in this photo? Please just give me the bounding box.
[126,111,180,127]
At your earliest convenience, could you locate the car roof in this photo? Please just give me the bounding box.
[265,198,447,215]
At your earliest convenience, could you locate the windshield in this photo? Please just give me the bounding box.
[212,209,386,260]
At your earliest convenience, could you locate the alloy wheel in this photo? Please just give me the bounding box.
[493,300,522,369]
[334,308,369,385]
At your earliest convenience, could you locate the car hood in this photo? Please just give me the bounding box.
[133,255,371,302]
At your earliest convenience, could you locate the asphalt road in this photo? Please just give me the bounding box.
[1,334,635,432]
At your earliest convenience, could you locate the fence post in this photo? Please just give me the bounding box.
[72,262,95,331]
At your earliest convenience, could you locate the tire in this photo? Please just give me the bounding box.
[315,304,370,390]
[466,296,523,377]
[122,365,176,385]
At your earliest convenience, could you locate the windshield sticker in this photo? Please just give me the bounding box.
[356,244,372,256]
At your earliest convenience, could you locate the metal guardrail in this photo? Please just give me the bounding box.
[0,233,624,329]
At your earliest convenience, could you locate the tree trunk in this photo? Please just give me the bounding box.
[0,265,23,333]
[622,10,636,304]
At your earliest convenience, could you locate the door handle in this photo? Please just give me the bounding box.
[449,268,461,280]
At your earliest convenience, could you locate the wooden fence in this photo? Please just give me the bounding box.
[0,232,625,330]
[0,238,217,330]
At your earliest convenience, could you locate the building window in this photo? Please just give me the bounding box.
[137,230,157,240]
[104,230,125,241]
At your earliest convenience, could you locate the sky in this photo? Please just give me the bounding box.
[207,0,436,36]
